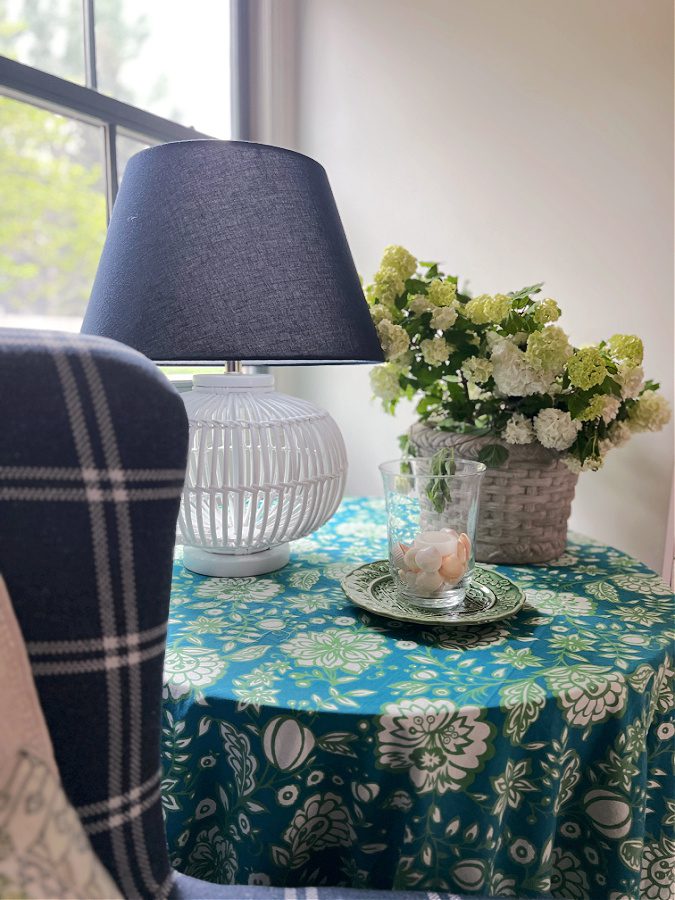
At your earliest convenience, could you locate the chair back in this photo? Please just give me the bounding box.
[0,330,188,899]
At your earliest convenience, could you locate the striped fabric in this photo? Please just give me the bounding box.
[171,877,464,900]
[0,330,189,899]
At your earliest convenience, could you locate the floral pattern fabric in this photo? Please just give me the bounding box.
[163,498,674,898]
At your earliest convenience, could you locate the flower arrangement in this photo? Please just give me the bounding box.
[367,246,670,471]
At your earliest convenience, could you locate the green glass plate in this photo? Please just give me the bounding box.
[341,561,525,625]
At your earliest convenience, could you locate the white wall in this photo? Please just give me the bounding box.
[273,0,674,571]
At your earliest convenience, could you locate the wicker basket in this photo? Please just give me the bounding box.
[409,422,579,564]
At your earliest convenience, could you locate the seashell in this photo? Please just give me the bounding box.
[415,544,442,573]
[415,570,444,595]
[402,570,418,589]
[458,532,472,561]
[391,542,407,568]
[403,547,420,572]
[417,530,457,558]
[439,554,466,584]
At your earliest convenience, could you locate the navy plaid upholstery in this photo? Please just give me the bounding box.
[0,330,188,899]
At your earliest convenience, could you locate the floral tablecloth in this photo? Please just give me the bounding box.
[162,497,674,899]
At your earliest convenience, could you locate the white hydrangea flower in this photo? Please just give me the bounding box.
[628,390,671,432]
[430,306,458,330]
[370,364,404,403]
[467,383,488,401]
[617,364,644,400]
[370,304,393,325]
[381,245,417,280]
[490,339,554,397]
[420,336,451,367]
[408,294,432,316]
[608,420,631,447]
[533,408,581,451]
[427,279,457,307]
[562,455,582,473]
[562,454,603,473]
[376,320,410,360]
[503,413,535,445]
[461,355,493,384]
[600,395,621,424]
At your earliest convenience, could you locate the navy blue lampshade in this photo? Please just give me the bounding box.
[82,140,384,365]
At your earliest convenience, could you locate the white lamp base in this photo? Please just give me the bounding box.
[183,543,291,577]
[177,372,347,578]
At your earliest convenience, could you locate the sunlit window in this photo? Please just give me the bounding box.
[0,0,232,332]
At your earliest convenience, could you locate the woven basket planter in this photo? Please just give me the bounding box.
[409,422,579,564]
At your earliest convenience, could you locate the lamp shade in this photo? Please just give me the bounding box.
[82,139,384,364]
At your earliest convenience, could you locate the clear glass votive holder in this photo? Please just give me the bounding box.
[379,457,486,610]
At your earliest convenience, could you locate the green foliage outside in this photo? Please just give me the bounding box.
[0,0,164,318]
[0,97,107,315]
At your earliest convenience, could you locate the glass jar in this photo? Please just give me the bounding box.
[379,457,486,610]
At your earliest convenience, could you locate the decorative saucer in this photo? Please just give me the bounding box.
[341,561,524,625]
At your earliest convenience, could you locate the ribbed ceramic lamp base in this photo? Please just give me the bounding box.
[177,372,348,578]
[183,543,291,577]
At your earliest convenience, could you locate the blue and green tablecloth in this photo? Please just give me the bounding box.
[162,497,674,898]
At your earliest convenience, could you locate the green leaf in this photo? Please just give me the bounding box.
[508,283,544,301]
[425,448,455,512]
[416,395,439,416]
[398,433,413,454]
[477,444,509,468]
[501,311,531,334]
[446,381,468,403]
[431,447,456,477]
[414,365,444,388]
[599,375,622,397]
[405,277,428,294]
[567,393,590,419]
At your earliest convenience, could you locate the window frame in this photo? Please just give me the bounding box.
[0,0,248,220]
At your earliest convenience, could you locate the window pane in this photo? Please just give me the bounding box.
[117,133,152,184]
[0,0,84,84]
[96,0,230,137]
[0,95,107,332]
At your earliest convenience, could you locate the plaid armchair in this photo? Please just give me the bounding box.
[0,330,466,900]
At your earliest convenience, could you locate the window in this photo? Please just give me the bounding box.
[0,0,234,332]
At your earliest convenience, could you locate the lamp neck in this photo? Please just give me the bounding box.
[192,373,275,393]
[225,360,242,373]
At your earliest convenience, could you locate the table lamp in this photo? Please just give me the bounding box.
[81,140,383,576]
